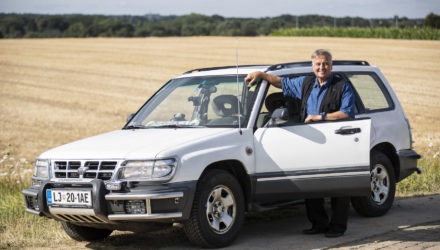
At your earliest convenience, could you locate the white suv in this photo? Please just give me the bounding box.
[23,61,421,247]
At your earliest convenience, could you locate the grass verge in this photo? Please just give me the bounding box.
[397,148,440,195]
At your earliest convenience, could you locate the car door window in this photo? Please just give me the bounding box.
[347,73,394,112]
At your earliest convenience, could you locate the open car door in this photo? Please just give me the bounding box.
[253,118,371,203]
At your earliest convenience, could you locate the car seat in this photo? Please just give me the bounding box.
[207,95,241,126]
[262,92,300,126]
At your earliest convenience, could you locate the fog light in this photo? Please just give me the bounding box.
[32,180,43,187]
[124,200,146,214]
[105,181,122,191]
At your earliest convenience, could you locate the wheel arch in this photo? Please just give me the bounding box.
[198,160,252,211]
[371,142,400,181]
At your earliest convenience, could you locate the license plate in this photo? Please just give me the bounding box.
[47,189,92,207]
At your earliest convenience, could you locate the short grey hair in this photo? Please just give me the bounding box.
[311,49,332,62]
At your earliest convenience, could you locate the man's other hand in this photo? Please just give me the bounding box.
[245,71,282,88]
[245,71,263,85]
[305,114,322,123]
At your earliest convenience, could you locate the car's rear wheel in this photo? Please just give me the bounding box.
[184,169,244,248]
[351,150,396,217]
[60,221,113,241]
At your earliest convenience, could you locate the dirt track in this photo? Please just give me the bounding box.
[65,195,440,249]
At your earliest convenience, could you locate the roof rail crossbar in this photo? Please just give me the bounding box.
[267,60,370,71]
[183,64,269,74]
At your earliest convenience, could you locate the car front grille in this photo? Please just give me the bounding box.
[53,160,118,181]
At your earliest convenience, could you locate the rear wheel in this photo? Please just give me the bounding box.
[60,221,113,241]
[351,151,396,217]
[184,169,245,248]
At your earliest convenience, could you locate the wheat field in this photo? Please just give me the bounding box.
[0,36,439,163]
[0,36,439,248]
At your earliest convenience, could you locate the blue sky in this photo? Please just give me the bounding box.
[1,0,439,18]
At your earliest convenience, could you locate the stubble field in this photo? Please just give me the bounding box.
[1,37,439,159]
[0,37,439,248]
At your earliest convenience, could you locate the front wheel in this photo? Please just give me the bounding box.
[351,150,396,217]
[60,221,113,241]
[184,169,245,248]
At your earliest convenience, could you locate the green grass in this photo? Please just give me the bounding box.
[0,177,70,248]
[397,150,440,195]
[270,27,440,40]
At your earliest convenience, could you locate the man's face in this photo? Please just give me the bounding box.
[312,55,332,82]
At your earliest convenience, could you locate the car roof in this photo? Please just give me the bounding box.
[176,60,378,79]
[266,60,379,75]
[175,65,270,78]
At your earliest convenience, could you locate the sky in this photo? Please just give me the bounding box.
[1,0,439,19]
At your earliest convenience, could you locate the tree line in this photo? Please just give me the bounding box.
[0,12,438,39]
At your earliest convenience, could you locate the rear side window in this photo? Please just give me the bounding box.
[347,73,393,112]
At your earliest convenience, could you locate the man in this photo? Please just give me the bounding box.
[245,49,355,238]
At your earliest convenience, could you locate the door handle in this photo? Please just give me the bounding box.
[335,127,361,135]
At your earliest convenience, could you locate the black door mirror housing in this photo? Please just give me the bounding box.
[268,108,288,127]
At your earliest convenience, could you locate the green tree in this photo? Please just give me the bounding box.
[1,15,26,38]
[134,23,152,37]
[242,20,258,36]
[26,19,38,32]
[425,13,440,28]
[64,22,85,37]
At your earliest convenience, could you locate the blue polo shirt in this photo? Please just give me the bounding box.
[281,74,355,118]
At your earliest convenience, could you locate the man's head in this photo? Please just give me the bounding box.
[311,49,332,84]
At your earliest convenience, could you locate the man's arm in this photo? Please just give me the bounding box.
[304,111,350,123]
[245,71,282,88]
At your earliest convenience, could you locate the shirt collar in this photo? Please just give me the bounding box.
[314,73,333,88]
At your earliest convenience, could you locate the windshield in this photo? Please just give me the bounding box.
[126,75,259,128]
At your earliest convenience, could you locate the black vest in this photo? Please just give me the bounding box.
[299,74,346,122]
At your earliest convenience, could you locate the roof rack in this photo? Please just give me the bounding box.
[267,60,370,71]
[183,64,269,75]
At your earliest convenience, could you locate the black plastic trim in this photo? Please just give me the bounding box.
[252,165,370,179]
[111,181,197,220]
[183,65,270,74]
[397,149,422,181]
[252,172,370,204]
[267,60,370,71]
[23,180,197,223]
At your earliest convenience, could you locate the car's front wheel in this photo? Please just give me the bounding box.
[351,150,396,217]
[184,169,245,248]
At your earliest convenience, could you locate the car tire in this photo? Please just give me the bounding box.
[60,221,113,241]
[183,169,245,248]
[351,150,396,217]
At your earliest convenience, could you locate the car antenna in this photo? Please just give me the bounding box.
[235,38,242,135]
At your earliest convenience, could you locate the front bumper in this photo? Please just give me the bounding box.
[22,179,196,224]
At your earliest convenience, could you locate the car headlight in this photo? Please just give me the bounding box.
[34,159,49,179]
[119,159,176,181]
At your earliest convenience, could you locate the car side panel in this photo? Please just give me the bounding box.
[252,119,371,203]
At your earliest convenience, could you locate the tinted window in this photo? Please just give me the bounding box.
[347,73,393,112]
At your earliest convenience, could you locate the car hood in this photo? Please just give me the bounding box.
[39,128,231,159]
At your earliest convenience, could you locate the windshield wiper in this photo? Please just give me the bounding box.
[152,124,206,128]
[125,124,148,129]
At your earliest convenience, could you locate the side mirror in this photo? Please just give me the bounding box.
[127,113,135,122]
[268,108,288,127]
